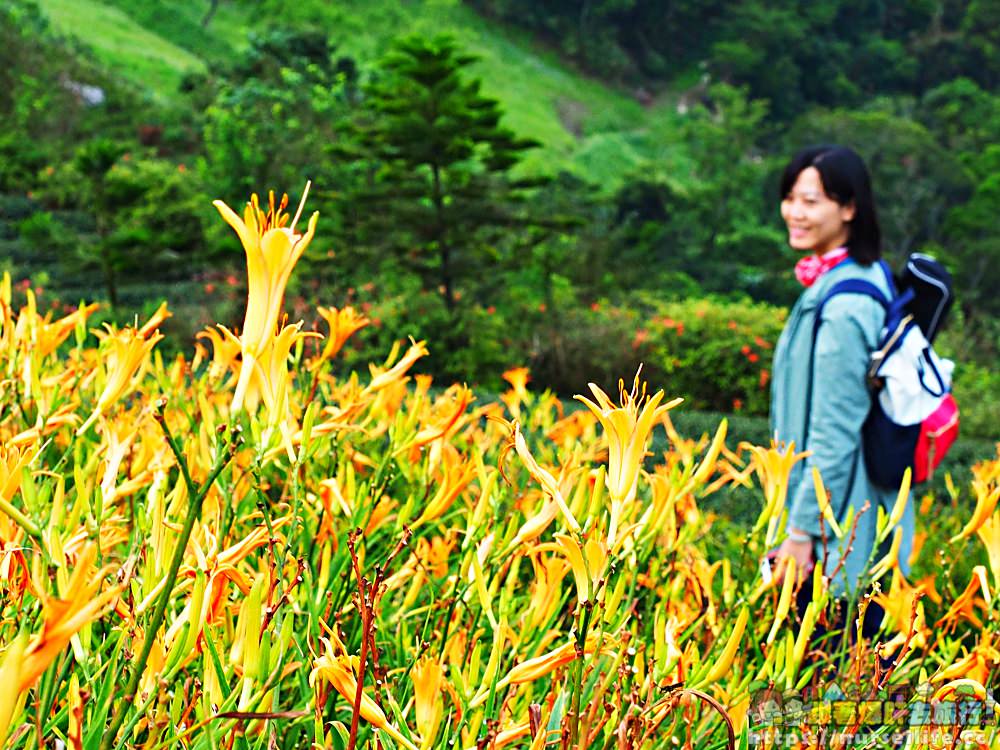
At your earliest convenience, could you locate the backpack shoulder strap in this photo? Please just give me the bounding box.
[813,279,890,338]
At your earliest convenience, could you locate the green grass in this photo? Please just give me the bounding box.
[36,0,208,99]
[33,0,691,188]
[98,0,249,63]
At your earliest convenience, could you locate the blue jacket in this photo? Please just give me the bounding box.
[771,259,914,595]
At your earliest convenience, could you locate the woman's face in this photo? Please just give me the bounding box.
[780,166,855,254]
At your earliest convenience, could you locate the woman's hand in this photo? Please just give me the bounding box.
[774,529,814,584]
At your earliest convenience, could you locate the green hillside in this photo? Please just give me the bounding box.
[34,0,686,185]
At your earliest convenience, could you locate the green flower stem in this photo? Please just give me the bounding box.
[100,410,233,750]
[0,496,42,540]
[570,600,595,745]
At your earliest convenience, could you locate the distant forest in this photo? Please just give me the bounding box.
[2,0,998,426]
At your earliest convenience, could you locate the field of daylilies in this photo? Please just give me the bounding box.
[2,187,1000,750]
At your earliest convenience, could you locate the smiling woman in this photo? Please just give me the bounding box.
[768,145,913,633]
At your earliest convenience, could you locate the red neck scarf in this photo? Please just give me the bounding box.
[795,247,849,287]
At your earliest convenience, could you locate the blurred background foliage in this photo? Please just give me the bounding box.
[1,0,998,444]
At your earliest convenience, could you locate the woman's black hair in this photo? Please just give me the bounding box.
[779,145,881,265]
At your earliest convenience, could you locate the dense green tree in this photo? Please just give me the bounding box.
[616,84,788,301]
[200,29,359,203]
[942,145,1000,320]
[919,78,1000,163]
[348,34,541,312]
[32,139,205,306]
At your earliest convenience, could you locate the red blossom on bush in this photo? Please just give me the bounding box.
[748,352,759,363]
[732,398,743,411]
[760,369,770,388]
[740,344,751,355]
[727,320,737,330]
[204,283,216,294]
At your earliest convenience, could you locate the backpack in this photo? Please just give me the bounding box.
[814,254,959,489]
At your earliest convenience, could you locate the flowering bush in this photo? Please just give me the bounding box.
[0,188,998,750]
[635,295,786,416]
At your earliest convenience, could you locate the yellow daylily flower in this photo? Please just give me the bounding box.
[213,186,319,414]
[0,634,28,746]
[310,640,417,750]
[745,441,811,545]
[312,305,369,369]
[575,374,681,547]
[77,323,164,435]
[196,325,242,383]
[0,444,40,539]
[535,532,606,605]
[977,511,1000,592]
[950,478,1000,543]
[503,420,580,533]
[365,338,429,394]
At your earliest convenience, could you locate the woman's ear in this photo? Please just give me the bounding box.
[841,200,856,223]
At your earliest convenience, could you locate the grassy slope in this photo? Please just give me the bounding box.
[34,0,687,187]
[35,0,210,98]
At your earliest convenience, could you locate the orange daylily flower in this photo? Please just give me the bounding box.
[502,366,530,395]
[399,384,475,455]
[21,543,121,690]
[413,454,477,527]
[501,633,610,687]
[936,565,991,630]
[524,553,570,631]
[214,186,319,414]
[933,632,1000,684]
[545,409,598,446]
[500,366,530,418]
[411,656,445,748]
